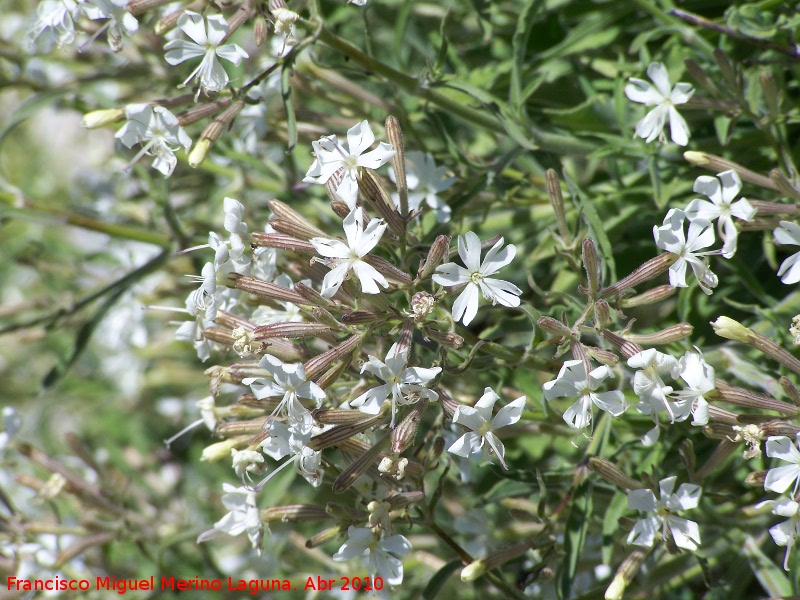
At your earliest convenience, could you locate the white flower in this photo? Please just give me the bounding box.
[115,104,191,177]
[627,476,702,551]
[764,435,800,496]
[81,0,139,52]
[625,62,694,146]
[303,121,395,208]
[259,420,322,488]
[27,0,80,52]
[543,360,627,429]
[654,208,718,294]
[627,349,682,446]
[350,343,441,427]
[333,526,411,586]
[197,483,263,552]
[242,354,326,433]
[671,351,715,426]
[760,499,800,571]
[432,232,521,326]
[685,170,756,259]
[231,448,264,481]
[448,387,525,469]
[310,207,388,298]
[164,11,249,95]
[774,221,800,284]
[390,151,455,223]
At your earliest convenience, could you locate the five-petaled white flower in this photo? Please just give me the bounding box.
[115,104,192,177]
[774,221,800,284]
[764,435,800,496]
[654,208,718,294]
[390,151,455,223]
[27,0,80,52]
[350,343,441,427]
[758,499,800,571]
[258,420,322,489]
[627,349,682,446]
[242,354,326,433]
[310,207,389,298]
[543,360,627,430]
[625,62,694,146]
[197,483,263,552]
[685,170,756,259]
[333,526,411,586]
[432,232,522,326]
[627,476,702,551]
[448,387,525,470]
[164,11,249,96]
[303,121,395,208]
[81,0,139,52]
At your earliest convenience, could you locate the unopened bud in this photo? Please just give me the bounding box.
[683,58,720,96]
[423,327,463,348]
[261,504,330,522]
[619,285,675,308]
[155,6,186,36]
[222,1,255,43]
[341,310,380,325]
[392,402,424,453]
[250,232,316,253]
[714,48,738,91]
[761,421,800,438]
[716,380,799,415]
[268,199,327,239]
[200,436,250,462]
[83,108,125,129]
[538,316,572,338]
[385,115,408,217]
[306,526,346,549]
[770,169,800,202]
[437,388,459,420]
[546,169,571,246]
[712,316,800,375]
[332,435,389,494]
[605,548,650,600]
[588,457,643,491]
[188,99,245,167]
[307,415,384,451]
[330,198,351,219]
[126,0,173,16]
[254,322,336,340]
[744,470,767,488]
[582,239,601,296]
[360,170,405,237]
[683,151,776,190]
[461,542,532,582]
[188,139,211,168]
[600,253,677,299]
[418,235,451,280]
[269,0,288,10]
[253,15,268,46]
[585,346,619,366]
[599,330,643,360]
[304,335,361,381]
[622,323,693,345]
[780,376,800,406]
[227,273,308,304]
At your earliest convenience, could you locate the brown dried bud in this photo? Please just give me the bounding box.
[330,199,351,220]
[307,415,385,451]
[418,235,451,280]
[313,409,376,425]
[619,285,676,308]
[582,239,601,296]
[716,380,800,415]
[176,97,233,127]
[744,470,767,488]
[683,152,776,191]
[600,254,677,299]
[588,457,643,491]
[385,115,408,217]
[364,254,413,284]
[324,502,369,521]
[261,504,330,523]
[341,310,380,325]
[391,402,424,453]
[268,0,287,10]
[622,323,694,345]
[268,199,327,239]
[386,491,424,510]
[325,169,346,206]
[761,421,800,438]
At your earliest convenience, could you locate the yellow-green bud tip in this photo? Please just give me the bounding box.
[683,151,708,166]
[460,559,487,582]
[711,316,752,343]
[188,139,212,168]
[83,108,125,129]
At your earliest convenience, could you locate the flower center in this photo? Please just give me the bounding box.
[469,271,484,285]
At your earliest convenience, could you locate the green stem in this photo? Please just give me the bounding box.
[311,26,596,156]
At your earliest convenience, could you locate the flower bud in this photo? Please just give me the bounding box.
[538,316,572,339]
[126,0,173,16]
[623,323,693,345]
[200,436,251,462]
[683,58,719,96]
[188,99,245,167]
[417,235,451,281]
[385,115,408,217]
[341,310,380,325]
[585,345,619,366]
[250,232,316,253]
[619,285,675,308]
[716,380,800,415]
[770,169,800,202]
[304,335,361,381]
[546,169,571,246]
[268,199,327,239]
[600,254,677,299]
[605,548,650,600]
[307,415,384,451]
[391,402,424,453]
[253,15,268,46]
[261,504,330,522]
[744,470,767,488]
[222,1,255,42]
[761,421,800,438]
[599,330,643,360]
[324,502,369,521]
[588,457,643,491]
[83,108,125,129]
[683,152,776,190]
[780,376,800,406]
[332,435,389,493]
[437,388,459,420]
[359,170,405,237]
[712,316,800,375]
[424,327,463,348]
[330,198,351,219]
[227,273,308,304]
[254,322,336,340]
[461,542,532,582]
[306,526,346,549]
[594,299,612,327]
[710,316,750,342]
[582,239,601,296]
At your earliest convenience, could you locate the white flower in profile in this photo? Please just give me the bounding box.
[350,343,441,427]
[333,526,411,586]
[448,387,525,470]
[81,0,139,52]
[258,420,322,489]
[625,62,694,146]
[164,11,249,95]
[242,354,326,433]
[543,360,627,430]
[671,351,715,426]
[685,170,756,259]
[433,232,522,326]
[390,151,455,223]
[310,207,388,298]
[303,121,395,208]
[654,208,718,295]
[115,104,191,177]
[627,476,702,551]
[774,221,800,284]
[627,349,682,446]
[758,499,800,571]
[197,483,263,552]
[27,0,80,52]
[764,435,800,496]
[231,448,264,482]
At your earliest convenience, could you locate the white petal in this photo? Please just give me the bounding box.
[358,143,396,170]
[459,232,483,273]
[452,283,480,325]
[646,62,672,98]
[627,516,658,547]
[667,516,701,550]
[668,105,690,146]
[346,120,375,156]
[625,79,661,105]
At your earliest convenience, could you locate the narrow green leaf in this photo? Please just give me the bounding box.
[742,536,792,597]
[510,0,544,112]
[423,559,462,600]
[559,481,593,599]
[281,61,297,153]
